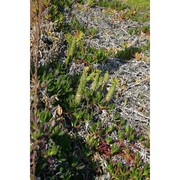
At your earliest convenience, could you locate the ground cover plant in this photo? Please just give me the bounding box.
[31,0,150,179]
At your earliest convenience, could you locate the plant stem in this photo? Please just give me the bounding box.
[30,0,41,178]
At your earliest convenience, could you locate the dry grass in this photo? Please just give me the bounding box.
[30,0,41,178]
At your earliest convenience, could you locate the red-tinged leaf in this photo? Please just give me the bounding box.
[48,158,54,164]
[44,122,48,131]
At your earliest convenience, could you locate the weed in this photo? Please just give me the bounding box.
[95,0,149,22]
[128,25,150,35]
[65,31,85,65]
[96,0,130,11]
[87,0,95,7]
[116,46,141,61]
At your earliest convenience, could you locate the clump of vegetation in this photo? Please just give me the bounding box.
[128,25,150,35]
[30,0,150,179]
[93,0,130,11]
[65,30,109,65]
[75,67,118,105]
[65,31,85,65]
[87,0,95,7]
[116,46,141,61]
[94,0,150,22]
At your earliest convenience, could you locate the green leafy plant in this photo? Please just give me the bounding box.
[65,31,85,65]
[111,144,120,155]
[87,0,95,6]
[96,0,130,11]
[116,46,141,61]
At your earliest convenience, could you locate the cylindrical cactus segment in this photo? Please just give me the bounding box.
[103,71,109,84]
[86,71,95,81]
[75,67,89,104]
[91,69,101,92]
[105,78,119,103]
